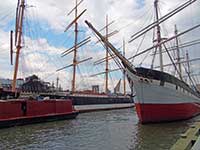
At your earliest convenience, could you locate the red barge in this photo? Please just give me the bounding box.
[0,0,79,128]
[0,99,78,128]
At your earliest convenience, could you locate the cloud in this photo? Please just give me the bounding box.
[0,0,200,91]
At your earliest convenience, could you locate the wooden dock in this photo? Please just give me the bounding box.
[171,121,200,150]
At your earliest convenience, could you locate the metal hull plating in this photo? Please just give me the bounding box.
[126,69,200,123]
[0,99,78,128]
[135,103,200,123]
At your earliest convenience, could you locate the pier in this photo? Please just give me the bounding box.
[171,122,200,150]
[75,103,134,113]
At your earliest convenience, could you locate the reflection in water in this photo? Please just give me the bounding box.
[0,108,199,150]
[132,121,191,150]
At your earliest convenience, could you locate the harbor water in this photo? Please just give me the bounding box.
[0,106,199,150]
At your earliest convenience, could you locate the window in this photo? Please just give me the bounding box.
[160,80,164,86]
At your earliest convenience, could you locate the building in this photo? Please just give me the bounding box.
[21,75,53,93]
[0,78,24,90]
[92,85,99,93]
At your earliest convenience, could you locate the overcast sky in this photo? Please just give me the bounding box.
[0,0,200,91]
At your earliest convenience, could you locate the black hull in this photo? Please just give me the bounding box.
[69,95,132,105]
[39,93,132,105]
[0,111,78,129]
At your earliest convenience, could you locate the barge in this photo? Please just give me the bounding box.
[0,99,78,128]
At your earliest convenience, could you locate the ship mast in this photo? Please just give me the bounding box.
[57,0,91,94]
[72,0,78,93]
[186,51,191,85]
[85,20,135,73]
[56,76,59,91]
[154,0,163,72]
[186,51,190,76]
[174,25,183,80]
[89,16,118,94]
[123,39,126,95]
[105,15,109,93]
[12,0,25,92]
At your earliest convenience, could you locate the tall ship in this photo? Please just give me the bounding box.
[85,0,200,123]
[55,0,131,105]
[0,0,78,128]
[0,0,131,105]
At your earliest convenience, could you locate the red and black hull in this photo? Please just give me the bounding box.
[125,67,200,123]
[0,99,78,128]
[135,103,200,124]
[0,111,78,128]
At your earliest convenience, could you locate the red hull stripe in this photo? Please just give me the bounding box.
[135,103,200,123]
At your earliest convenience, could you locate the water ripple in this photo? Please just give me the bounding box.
[0,108,199,150]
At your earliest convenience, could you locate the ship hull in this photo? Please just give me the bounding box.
[0,99,78,128]
[135,103,200,123]
[0,111,78,128]
[38,93,132,105]
[126,68,200,123]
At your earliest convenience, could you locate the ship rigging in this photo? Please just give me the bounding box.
[85,0,200,123]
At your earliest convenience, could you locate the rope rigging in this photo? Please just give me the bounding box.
[1,0,199,93]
